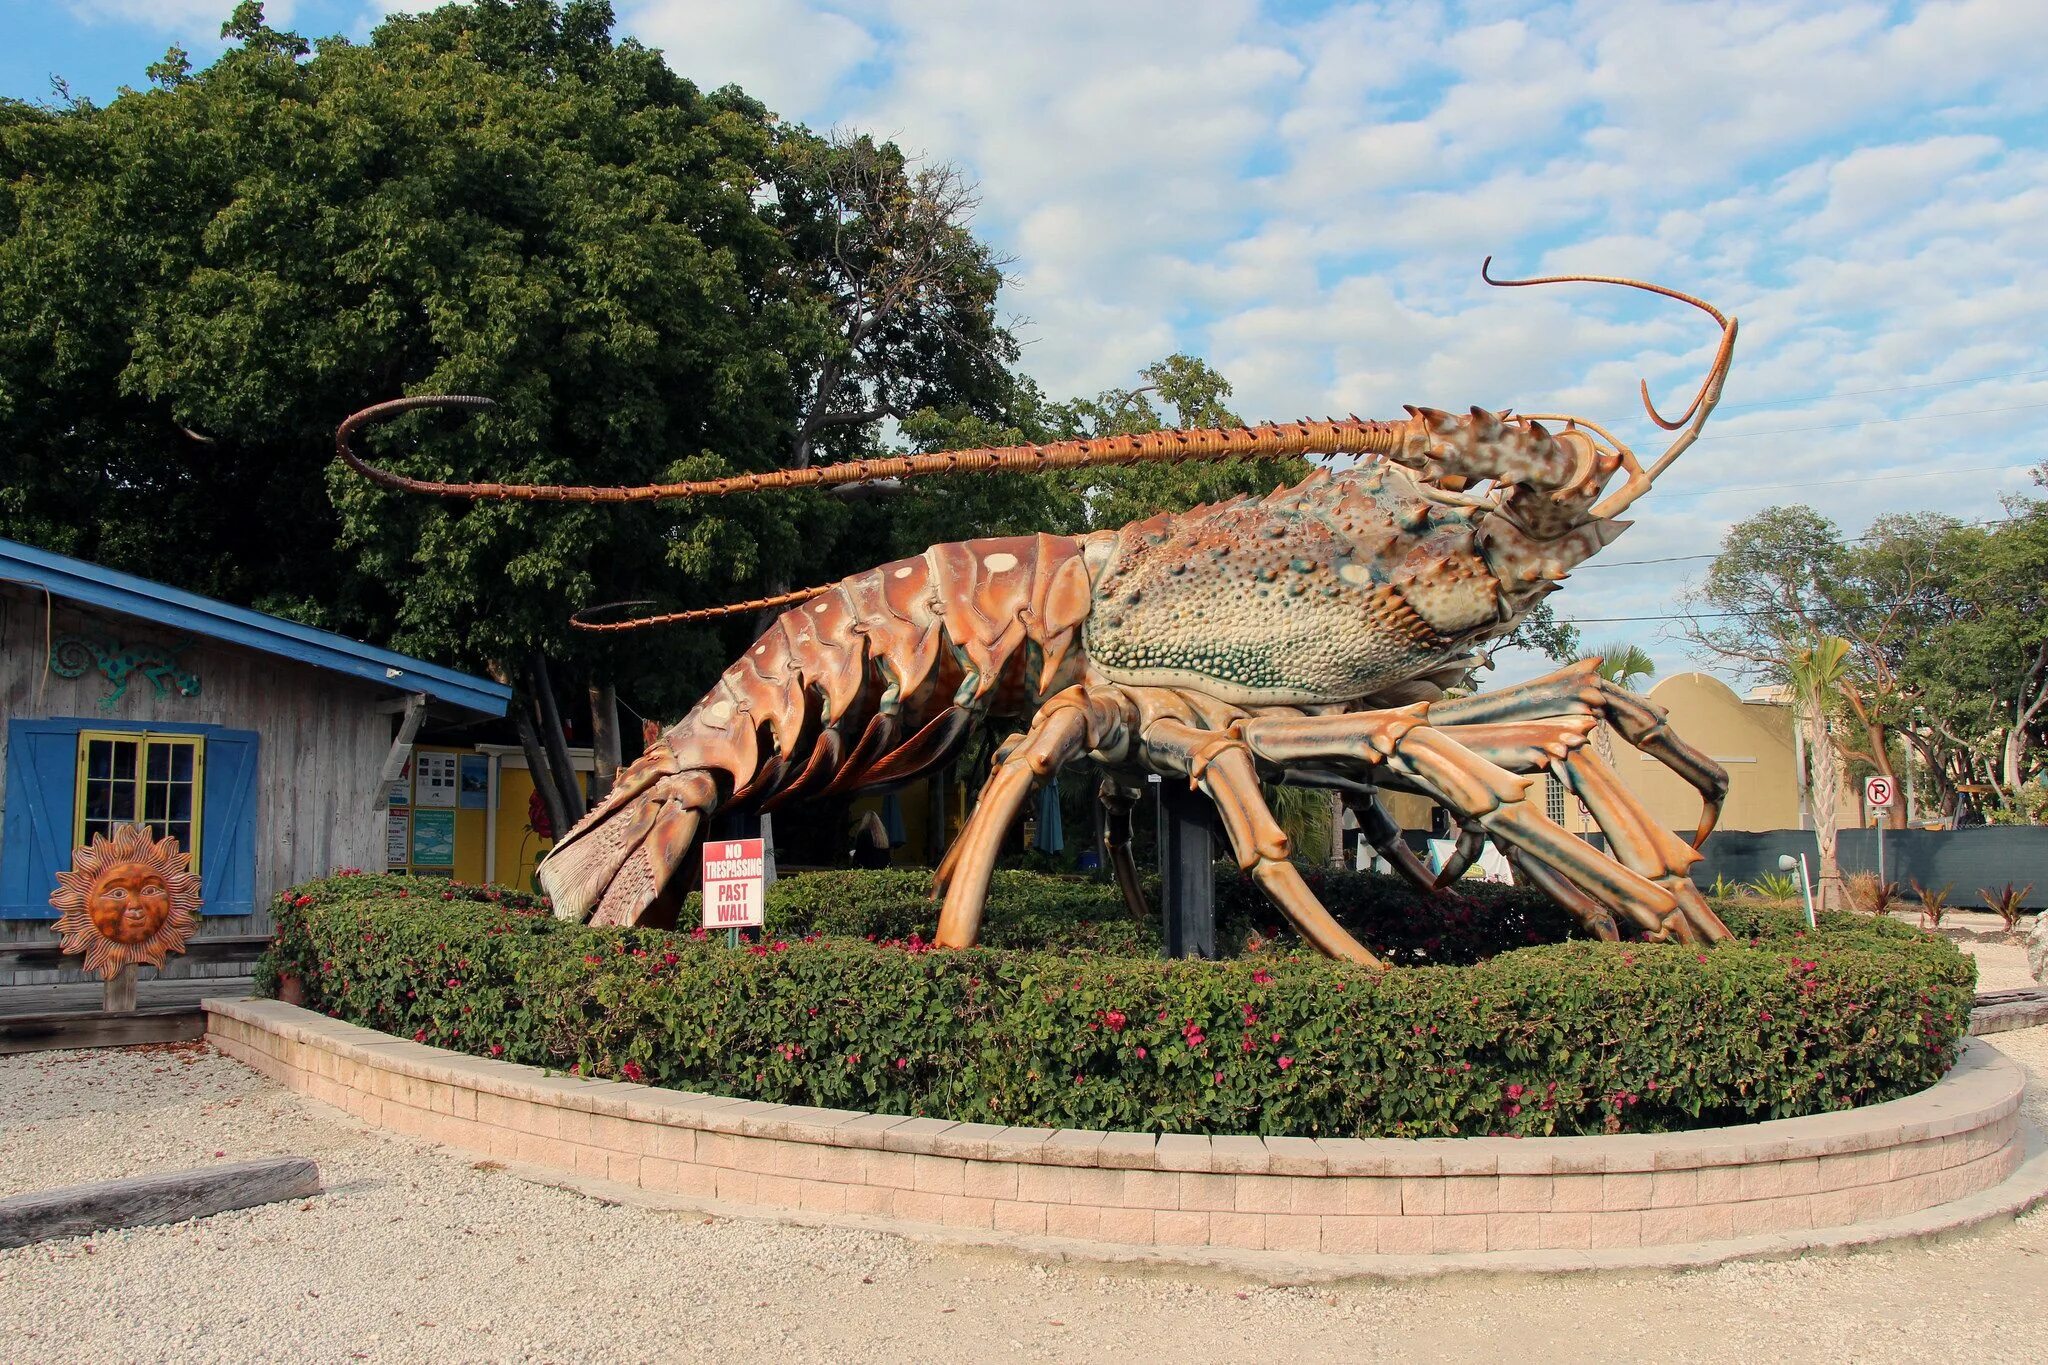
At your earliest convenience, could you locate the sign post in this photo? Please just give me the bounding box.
[701,838,765,946]
[1864,775,1894,885]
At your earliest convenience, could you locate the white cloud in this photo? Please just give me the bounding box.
[577,0,2048,685]
[66,0,301,41]
[621,0,878,121]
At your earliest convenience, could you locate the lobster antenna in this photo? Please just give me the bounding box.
[336,396,1412,504]
[1481,257,1738,520]
[570,587,831,631]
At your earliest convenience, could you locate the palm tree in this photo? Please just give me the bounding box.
[1594,643,1658,690]
[1787,634,1855,911]
[1587,645,1658,778]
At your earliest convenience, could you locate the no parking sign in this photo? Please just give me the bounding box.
[1865,775,1894,811]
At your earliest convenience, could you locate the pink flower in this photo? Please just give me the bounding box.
[1104,1010,1127,1032]
[1135,1047,1147,1059]
[412,1029,426,1043]
[621,1061,645,1083]
[489,1044,504,1057]
[1251,969,1272,986]
[1277,1056,1293,1071]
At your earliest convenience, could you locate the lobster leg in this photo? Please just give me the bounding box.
[1550,748,1730,943]
[1353,794,1439,894]
[933,686,1133,950]
[1098,777,1151,924]
[1432,820,1487,889]
[1399,716,1724,943]
[1427,661,1728,849]
[1138,716,1384,967]
[1236,711,1681,940]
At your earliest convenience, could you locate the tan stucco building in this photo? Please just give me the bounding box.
[1552,671,1800,838]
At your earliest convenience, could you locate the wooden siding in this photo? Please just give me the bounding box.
[0,585,392,953]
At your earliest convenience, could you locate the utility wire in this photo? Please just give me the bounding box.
[1578,516,2020,569]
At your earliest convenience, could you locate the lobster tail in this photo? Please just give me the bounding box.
[539,750,720,928]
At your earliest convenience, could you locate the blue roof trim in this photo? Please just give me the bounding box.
[0,538,512,717]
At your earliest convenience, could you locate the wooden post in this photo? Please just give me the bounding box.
[103,963,136,1013]
[1158,781,1217,960]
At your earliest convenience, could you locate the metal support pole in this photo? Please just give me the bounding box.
[1876,813,1886,887]
[1158,781,1217,960]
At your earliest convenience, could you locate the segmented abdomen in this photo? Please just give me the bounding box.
[632,531,1099,816]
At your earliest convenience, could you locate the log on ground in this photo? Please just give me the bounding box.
[0,1157,322,1248]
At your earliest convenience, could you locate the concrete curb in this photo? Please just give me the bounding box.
[464,1124,2048,1283]
[203,996,2032,1264]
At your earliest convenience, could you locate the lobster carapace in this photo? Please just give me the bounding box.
[338,264,1740,967]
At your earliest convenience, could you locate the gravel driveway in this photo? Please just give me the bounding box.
[2,1027,2044,1365]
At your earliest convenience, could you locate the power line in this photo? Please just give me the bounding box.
[1578,516,2020,569]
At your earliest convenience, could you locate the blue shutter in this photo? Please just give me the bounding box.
[200,727,260,917]
[0,719,84,920]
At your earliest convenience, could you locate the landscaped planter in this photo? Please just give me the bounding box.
[257,874,1978,1141]
[204,996,2035,1263]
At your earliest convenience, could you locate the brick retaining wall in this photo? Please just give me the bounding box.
[203,997,2027,1258]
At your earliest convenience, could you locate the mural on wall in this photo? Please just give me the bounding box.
[49,634,201,712]
[49,823,201,979]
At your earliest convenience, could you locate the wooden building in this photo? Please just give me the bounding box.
[0,538,510,988]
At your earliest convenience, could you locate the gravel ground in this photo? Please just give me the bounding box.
[2,1025,2044,1365]
[1934,912,2043,992]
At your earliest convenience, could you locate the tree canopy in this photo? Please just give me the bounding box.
[1687,483,2048,824]
[2,0,1590,828]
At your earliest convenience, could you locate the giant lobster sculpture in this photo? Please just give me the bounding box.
[339,264,1739,968]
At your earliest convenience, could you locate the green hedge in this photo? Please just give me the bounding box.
[261,871,1974,1138]
[682,866,1575,964]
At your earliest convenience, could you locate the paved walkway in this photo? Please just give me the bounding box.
[2,1027,2043,1364]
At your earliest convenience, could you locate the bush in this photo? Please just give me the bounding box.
[263,870,1975,1139]
[696,865,1575,965]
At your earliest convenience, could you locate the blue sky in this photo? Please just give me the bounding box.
[12,2,2048,687]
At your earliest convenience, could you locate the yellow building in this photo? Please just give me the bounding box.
[1556,671,1801,838]
[382,743,595,892]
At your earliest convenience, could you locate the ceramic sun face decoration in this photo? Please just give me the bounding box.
[50,823,201,979]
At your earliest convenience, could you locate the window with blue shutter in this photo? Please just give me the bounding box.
[2,718,259,919]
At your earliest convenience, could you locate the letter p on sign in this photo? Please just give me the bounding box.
[1864,776,1893,811]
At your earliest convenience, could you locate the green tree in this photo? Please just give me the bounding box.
[1786,633,1854,909]
[1593,642,1657,690]
[0,1,1025,831]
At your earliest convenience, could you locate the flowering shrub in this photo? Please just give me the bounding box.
[261,871,1973,1138]
[717,866,1575,964]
